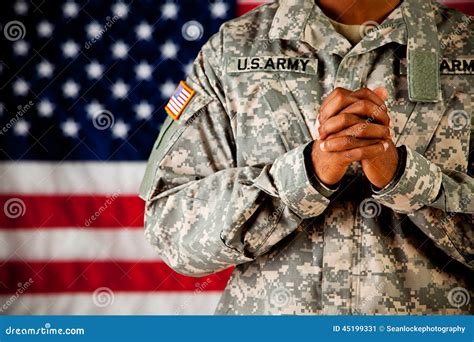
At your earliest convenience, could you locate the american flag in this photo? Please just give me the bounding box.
[0,0,471,315]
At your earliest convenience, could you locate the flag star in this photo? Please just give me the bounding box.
[62,40,80,58]
[183,61,193,76]
[13,78,29,96]
[210,1,228,18]
[111,80,129,99]
[161,41,178,59]
[37,60,54,78]
[63,80,80,98]
[86,61,104,79]
[135,21,153,40]
[135,61,153,80]
[111,119,129,139]
[61,119,80,138]
[161,3,179,19]
[63,1,79,18]
[160,80,176,99]
[112,41,129,59]
[112,2,129,18]
[14,1,28,15]
[85,100,104,118]
[134,101,154,120]
[13,40,29,56]
[37,21,54,37]
[13,119,30,136]
[38,99,55,117]
[86,22,102,39]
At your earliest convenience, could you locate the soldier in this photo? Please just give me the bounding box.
[140,0,473,314]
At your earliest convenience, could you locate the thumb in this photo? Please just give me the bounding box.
[373,87,388,101]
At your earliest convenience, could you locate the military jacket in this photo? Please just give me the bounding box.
[140,0,474,314]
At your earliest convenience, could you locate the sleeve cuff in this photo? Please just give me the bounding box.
[372,145,443,213]
[268,142,331,219]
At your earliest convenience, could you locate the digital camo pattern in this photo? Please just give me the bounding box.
[141,0,474,315]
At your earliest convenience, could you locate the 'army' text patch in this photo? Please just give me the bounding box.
[227,56,318,75]
[399,58,474,75]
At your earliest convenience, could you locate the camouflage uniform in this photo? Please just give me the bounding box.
[140,0,474,314]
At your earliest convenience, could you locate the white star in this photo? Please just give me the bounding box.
[160,80,176,99]
[13,79,29,96]
[134,101,154,120]
[112,2,129,18]
[62,40,80,58]
[13,119,30,136]
[86,61,104,79]
[13,40,29,56]
[61,119,80,137]
[135,61,153,80]
[111,80,129,99]
[85,100,104,118]
[161,41,178,59]
[135,21,153,40]
[63,80,80,98]
[210,1,228,18]
[161,3,179,19]
[38,99,54,117]
[37,21,54,37]
[86,22,102,39]
[111,119,129,139]
[183,61,193,76]
[63,1,79,18]
[37,60,54,78]
[14,1,28,15]
[111,41,129,59]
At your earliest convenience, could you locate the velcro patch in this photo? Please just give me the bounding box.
[227,56,318,75]
[165,81,195,120]
[399,58,474,75]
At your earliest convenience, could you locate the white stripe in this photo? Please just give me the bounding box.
[0,162,146,195]
[170,97,183,110]
[166,102,179,115]
[168,99,181,113]
[0,228,160,261]
[0,292,222,315]
[175,94,186,105]
[177,92,189,103]
[180,88,190,97]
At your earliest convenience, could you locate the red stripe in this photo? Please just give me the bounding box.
[237,3,260,16]
[0,195,144,229]
[0,261,233,294]
[447,3,474,15]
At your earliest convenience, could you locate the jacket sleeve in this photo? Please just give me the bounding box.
[140,33,332,277]
[372,141,474,270]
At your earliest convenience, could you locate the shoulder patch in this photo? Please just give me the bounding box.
[165,81,195,120]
